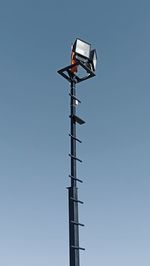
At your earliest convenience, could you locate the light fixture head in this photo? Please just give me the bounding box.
[72,38,91,62]
[90,49,97,72]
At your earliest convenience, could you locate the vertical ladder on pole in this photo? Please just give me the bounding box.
[68,76,85,266]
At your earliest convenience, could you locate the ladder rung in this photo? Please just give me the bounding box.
[70,197,84,204]
[69,134,82,143]
[71,246,85,251]
[71,221,85,227]
[69,175,83,183]
[69,154,82,163]
[69,93,81,103]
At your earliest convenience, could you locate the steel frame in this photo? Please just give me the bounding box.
[57,60,95,84]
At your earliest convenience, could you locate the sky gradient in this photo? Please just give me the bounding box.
[0,0,150,265]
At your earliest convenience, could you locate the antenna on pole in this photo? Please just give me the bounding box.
[57,38,97,266]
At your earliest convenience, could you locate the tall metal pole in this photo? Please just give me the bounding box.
[57,39,96,266]
[68,77,80,266]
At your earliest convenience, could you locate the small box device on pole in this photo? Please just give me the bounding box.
[57,38,97,266]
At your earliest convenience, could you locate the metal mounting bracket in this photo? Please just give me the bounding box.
[57,60,95,84]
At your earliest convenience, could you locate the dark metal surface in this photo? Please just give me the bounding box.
[69,154,82,163]
[69,93,81,104]
[58,59,95,266]
[70,115,85,125]
[68,78,80,266]
[69,175,83,184]
[57,71,85,266]
[69,134,82,144]
[57,61,95,84]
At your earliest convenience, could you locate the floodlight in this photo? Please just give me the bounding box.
[58,38,97,83]
[90,49,97,72]
[73,38,91,62]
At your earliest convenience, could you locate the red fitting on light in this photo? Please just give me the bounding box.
[71,51,78,73]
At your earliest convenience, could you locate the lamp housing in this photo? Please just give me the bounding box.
[90,49,97,72]
[72,38,91,63]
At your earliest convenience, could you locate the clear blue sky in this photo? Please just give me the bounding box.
[0,0,150,265]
